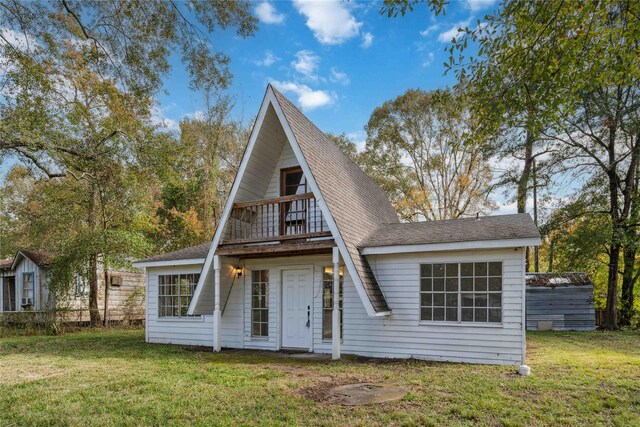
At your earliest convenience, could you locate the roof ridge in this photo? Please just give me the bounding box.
[270,85,398,225]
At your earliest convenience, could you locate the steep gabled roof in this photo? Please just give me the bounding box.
[271,86,398,313]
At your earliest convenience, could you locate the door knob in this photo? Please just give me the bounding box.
[306,305,310,327]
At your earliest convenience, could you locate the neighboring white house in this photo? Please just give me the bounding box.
[133,85,541,368]
[1,249,145,321]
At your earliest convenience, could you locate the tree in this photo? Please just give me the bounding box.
[362,88,495,221]
[326,133,360,162]
[384,0,640,329]
[0,1,256,324]
[1,0,256,175]
[147,92,248,252]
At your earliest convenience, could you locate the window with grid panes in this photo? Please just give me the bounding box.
[251,270,269,337]
[158,273,200,317]
[419,262,502,323]
[322,266,343,340]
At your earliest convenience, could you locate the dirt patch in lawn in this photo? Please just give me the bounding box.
[300,380,407,406]
[0,362,66,385]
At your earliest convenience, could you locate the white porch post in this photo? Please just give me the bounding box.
[213,255,221,352]
[332,246,341,360]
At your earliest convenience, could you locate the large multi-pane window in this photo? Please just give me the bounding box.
[158,274,200,317]
[22,272,34,306]
[322,266,343,340]
[251,270,269,337]
[420,262,502,323]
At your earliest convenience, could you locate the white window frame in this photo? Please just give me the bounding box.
[22,272,34,307]
[251,270,269,337]
[158,273,200,318]
[322,266,343,341]
[419,261,503,325]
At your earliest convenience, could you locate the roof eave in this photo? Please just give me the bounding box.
[132,258,206,268]
[361,237,542,255]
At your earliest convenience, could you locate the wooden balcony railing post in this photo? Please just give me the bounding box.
[223,192,329,245]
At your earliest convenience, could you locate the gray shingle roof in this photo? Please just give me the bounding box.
[136,243,210,263]
[361,213,540,248]
[272,85,399,313]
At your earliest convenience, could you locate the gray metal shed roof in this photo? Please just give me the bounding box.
[526,272,592,288]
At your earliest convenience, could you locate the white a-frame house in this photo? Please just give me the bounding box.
[134,85,541,366]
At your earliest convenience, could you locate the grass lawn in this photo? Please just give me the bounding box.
[0,330,639,426]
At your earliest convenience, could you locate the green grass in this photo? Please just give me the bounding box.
[1,330,638,426]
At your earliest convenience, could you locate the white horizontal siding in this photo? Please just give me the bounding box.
[149,248,525,366]
[146,265,213,347]
[331,248,526,365]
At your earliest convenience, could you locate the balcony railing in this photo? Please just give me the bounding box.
[223,192,331,245]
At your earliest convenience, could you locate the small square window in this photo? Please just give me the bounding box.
[420,264,432,277]
[433,264,445,277]
[475,262,488,276]
[420,278,432,292]
[489,262,502,276]
[446,263,458,277]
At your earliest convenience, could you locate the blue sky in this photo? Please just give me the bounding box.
[156,0,496,147]
[5,0,523,210]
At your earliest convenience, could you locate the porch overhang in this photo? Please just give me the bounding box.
[216,240,335,259]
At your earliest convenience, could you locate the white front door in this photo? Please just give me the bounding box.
[281,269,312,349]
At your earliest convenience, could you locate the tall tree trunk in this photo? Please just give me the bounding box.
[88,187,101,326]
[620,243,636,327]
[517,128,535,271]
[532,159,539,272]
[548,235,555,272]
[89,252,100,326]
[103,262,110,327]
[605,238,621,330]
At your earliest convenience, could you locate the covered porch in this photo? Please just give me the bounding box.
[211,246,344,360]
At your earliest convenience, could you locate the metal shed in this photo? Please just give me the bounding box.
[525,272,596,331]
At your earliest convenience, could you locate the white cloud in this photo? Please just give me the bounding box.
[420,24,440,37]
[422,51,435,67]
[361,32,373,48]
[466,0,497,11]
[330,67,350,86]
[438,19,472,43]
[346,131,366,151]
[254,1,285,24]
[151,105,179,131]
[254,50,279,67]
[291,50,320,80]
[293,0,362,45]
[270,80,335,111]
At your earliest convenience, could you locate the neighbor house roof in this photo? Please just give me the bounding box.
[10,250,56,270]
[526,272,592,288]
[362,214,540,249]
[272,86,399,313]
[135,243,210,265]
[0,258,13,270]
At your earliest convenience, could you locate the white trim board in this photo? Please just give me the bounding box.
[361,238,542,255]
[132,259,205,268]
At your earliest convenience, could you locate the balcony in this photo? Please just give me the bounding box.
[217,192,334,258]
